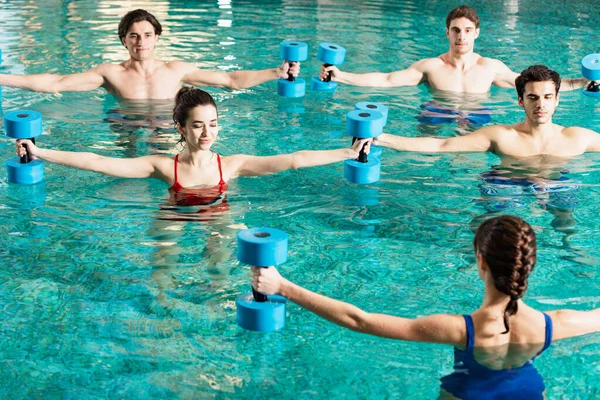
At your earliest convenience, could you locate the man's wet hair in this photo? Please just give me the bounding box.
[118,9,163,45]
[515,65,561,99]
[446,5,480,29]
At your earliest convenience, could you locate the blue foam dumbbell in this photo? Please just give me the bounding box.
[277,41,308,98]
[310,42,346,91]
[582,54,600,98]
[4,110,44,185]
[355,102,388,159]
[344,109,384,184]
[236,227,288,332]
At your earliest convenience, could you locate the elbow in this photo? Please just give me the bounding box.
[346,310,372,333]
[226,73,243,90]
[289,153,302,170]
[46,74,62,93]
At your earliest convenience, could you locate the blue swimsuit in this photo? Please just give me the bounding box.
[440,314,553,399]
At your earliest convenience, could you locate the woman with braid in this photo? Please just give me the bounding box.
[253,215,600,398]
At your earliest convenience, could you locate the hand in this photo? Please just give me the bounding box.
[320,65,340,81]
[16,139,40,160]
[350,138,372,158]
[251,266,283,295]
[279,61,300,79]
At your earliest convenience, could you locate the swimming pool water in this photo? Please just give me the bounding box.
[0,0,599,398]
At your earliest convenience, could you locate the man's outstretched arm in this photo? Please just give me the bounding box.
[180,61,299,90]
[321,59,427,88]
[375,126,496,153]
[493,60,589,91]
[0,66,105,93]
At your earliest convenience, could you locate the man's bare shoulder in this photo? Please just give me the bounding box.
[478,56,510,71]
[165,60,196,73]
[94,63,127,74]
[478,123,516,134]
[412,57,445,71]
[471,123,518,140]
[563,125,598,137]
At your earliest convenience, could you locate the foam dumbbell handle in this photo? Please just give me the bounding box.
[323,63,333,82]
[20,137,35,164]
[587,81,600,93]
[252,287,268,302]
[286,61,297,82]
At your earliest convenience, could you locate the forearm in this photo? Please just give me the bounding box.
[37,148,150,179]
[291,148,356,169]
[228,68,280,89]
[38,148,112,172]
[562,78,589,91]
[334,70,392,87]
[376,133,444,152]
[0,73,60,92]
[279,278,369,331]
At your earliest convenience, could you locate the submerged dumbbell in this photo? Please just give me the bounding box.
[236,227,288,332]
[344,108,384,184]
[355,102,388,159]
[4,110,44,184]
[310,42,346,91]
[582,54,600,97]
[277,41,308,98]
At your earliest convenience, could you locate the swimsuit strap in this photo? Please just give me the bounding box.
[217,154,225,185]
[542,313,553,352]
[463,315,475,352]
[173,154,180,185]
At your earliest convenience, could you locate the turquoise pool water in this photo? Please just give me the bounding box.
[1,0,599,398]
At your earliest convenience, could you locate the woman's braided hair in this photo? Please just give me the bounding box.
[474,215,537,334]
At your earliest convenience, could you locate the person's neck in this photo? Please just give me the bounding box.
[127,57,158,76]
[520,118,556,139]
[444,50,476,70]
[478,283,523,316]
[181,148,214,167]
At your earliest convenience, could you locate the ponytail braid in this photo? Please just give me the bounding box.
[474,216,537,334]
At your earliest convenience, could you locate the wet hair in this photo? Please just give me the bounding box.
[474,215,537,334]
[446,5,480,29]
[173,87,218,144]
[118,9,163,45]
[515,65,561,99]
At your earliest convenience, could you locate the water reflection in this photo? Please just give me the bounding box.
[416,89,496,135]
[102,95,178,155]
[472,155,583,245]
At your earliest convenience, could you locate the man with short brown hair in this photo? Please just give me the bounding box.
[0,9,299,100]
[321,5,586,94]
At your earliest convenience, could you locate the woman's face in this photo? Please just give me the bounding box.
[179,104,219,151]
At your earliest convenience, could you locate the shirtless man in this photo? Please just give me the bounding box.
[374,65,600,156]
[320,6,587,94]
[0,9,299,100]
[375,64,596,237]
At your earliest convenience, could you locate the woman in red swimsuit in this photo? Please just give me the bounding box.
[16,87,372,212]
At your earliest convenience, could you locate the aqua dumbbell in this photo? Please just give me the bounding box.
[277,41,308,98]
[310,42,346,91]
[355,102,388,159]
[582,54,600,97]
[5,110,44,185]
[236,227,288,332]
[344,109,384,184]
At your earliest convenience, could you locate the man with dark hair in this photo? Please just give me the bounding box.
[0,9,299,100]
[374,65,600,156]
[320,6,586,94]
